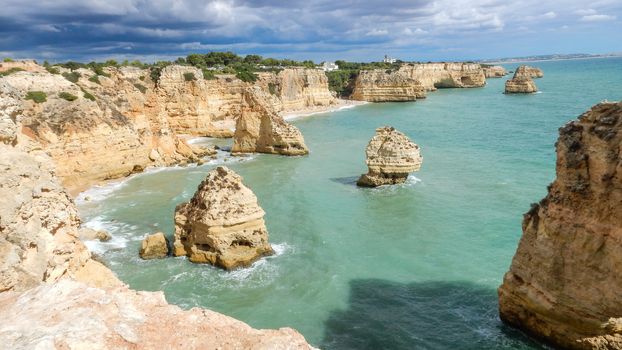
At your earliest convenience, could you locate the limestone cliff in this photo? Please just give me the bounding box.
[258,68,336,112]
[173,166,273,269]
[357,126,423,187]
[483,65,508,78]
[398,63,486,91]
[498,102,622,349]
[504,66,538,94]
[350,69,426,102]
[232,87,309,155]
[0,137,313,348]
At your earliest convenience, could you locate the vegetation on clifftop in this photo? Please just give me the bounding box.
[25,91,47,103]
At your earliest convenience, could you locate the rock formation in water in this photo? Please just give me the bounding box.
[357,126,423,187]
[483,65,508,78]
[523,65,544,78]
[0,127,313,347]
[498,101,622,349]
[0,63,331,193]
[350,69,426,102]
[139,232,169,259]
[173,166,274,269]
[232,87,309,155]
[397,63,486,91]
[504,66,538,94]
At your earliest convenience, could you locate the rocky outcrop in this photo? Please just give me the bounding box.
[78,227,111,242]
[504,66,538,93]
[0,137,313,348]
[398,63,486,91]
[173,166,274,269]
[139,232,169,259]
[357,126,423,187]
[350,69,426,102]
[232,87,309,155]
[0,60,46,73]
[523,65,544,78]
[498,102,622,349]
[483,65,507,78]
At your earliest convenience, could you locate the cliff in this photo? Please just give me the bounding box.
[483,65,507,78]
[504,66,538,94]
[350,69,426,102]
[0,132,314,348]
[498,102,622,349]
[232,87,309,155]
[257,68,336,111]
[398,63,486,91]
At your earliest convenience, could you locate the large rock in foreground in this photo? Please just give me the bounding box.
[173,166,274,269]
[498,102,622,349]
[351,69,426,102]
[232,87,309,155]
[357,126,423,187]
[504,66,538,94]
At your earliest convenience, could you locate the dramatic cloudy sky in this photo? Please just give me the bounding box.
[1,0,621,62]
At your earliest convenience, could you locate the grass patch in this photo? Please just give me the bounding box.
[45,66,60,74]
[236,70,258,83]
[88,75,101,84]
[183,72,196,82]
[134,83,147,93]
[3,58,14,62]
[139,75,145,81]
[202,69,216,80]
[81,88,96,101]
[62,71,81,83]
[0,67,24,76]
[25,91,47,103]
[268,82,277,95]
[58,92,78,101]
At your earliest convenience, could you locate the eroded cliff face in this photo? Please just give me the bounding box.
[0,135,314,349]
[257,68,336,112]
[483,65,508,78]
[350,69,426,102]
[232,87,309,155]
[398,63,486,91]
[498,102,622,349]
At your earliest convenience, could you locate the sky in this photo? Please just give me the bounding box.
[0,0,621,63]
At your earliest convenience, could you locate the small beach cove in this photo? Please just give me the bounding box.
[76,57,622,349]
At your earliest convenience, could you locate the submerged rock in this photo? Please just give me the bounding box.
[173,166,273,269]
[357,126,423,187]
[139,232,169,259]
[232,87,309,156]
[504,66,538,94]
[498,101,622,349]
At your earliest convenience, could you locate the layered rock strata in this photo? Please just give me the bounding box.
[523,65,544,78]
[483,65,508,78]
[398,63,486,91]
[0,131,313,347]
[504,65,538,93]
[498,102,622,349]
[232,87,309,155]
[350,69,426,102]
[258,68,336,111]
[357,126,423,187]
[173,166,274,269]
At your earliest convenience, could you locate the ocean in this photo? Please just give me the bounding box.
[77,57,622,349]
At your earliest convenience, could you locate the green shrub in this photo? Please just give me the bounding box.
[90,64,110,78]
[0,67,25,76]
[25,91,47,103]
[150,67,162,82]
[202,69,216,80]
[3,58,14,62]
[183,72,196,82]
[88,75,101,84]
[268,82,277,95]
[62,71,81,83]
[139,75,145,81]
[58,92,78,101]
[81,88,96,101]
[45,66,60,74]
[236,70,258,83]
[134,83,147,93]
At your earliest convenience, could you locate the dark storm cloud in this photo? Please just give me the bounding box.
[0,0,620,62]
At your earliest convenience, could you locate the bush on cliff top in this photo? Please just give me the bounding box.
[58,92,78,101]
[25,91,47,104]
[45,66,60,74]
[236,70,258,83]
[88,75,100,84]
[183,72,197,82]
[81,88,96,101]
[3,58,14,62]
[62,71,81,83]
[0,67,25,76]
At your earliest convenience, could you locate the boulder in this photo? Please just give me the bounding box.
[173,166,273,269]
[139,232,169,259]
[504,66,538,94]
[357,126,423,187]
[78,227,111,242]
[498,102,622,349]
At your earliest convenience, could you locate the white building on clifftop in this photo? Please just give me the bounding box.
[383,55,397,63]
[321,61,339,71]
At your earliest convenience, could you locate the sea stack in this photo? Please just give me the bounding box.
[357,126,422,187]
[523,65,544,78]
[173,166,273,269]
[498,102,622,349]
[232,87,309,156]
[504,65,538,94]
[139,232,169,259]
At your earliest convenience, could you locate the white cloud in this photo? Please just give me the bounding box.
[581,14,617,21]
[365,29,388,36]
[574,9,597,16]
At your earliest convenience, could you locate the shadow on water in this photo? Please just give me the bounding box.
[321,279,546,350]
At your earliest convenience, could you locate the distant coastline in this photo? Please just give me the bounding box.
[480,53,622,65]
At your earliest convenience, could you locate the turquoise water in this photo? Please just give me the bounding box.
[78,57,622,349]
